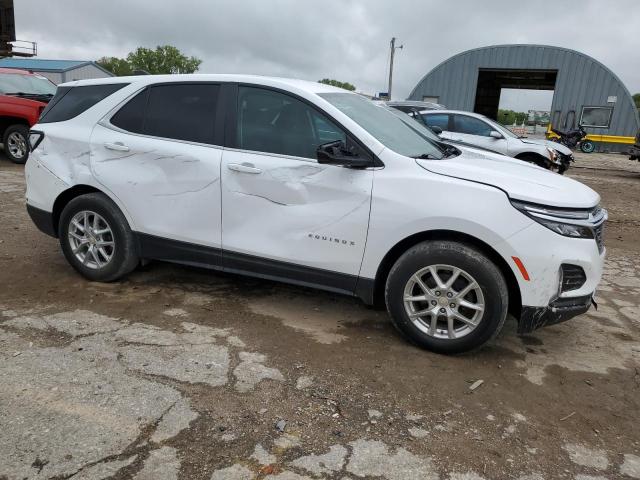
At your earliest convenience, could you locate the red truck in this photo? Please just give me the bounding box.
[0,67,55,163]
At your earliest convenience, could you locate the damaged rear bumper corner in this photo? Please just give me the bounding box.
[517,294,593,334]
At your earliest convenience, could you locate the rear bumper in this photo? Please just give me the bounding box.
[26,203,57,238]
[518,294,592,334]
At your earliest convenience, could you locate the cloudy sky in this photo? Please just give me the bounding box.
[14,0,640,111]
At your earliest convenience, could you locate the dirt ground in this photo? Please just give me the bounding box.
[0,151,639,480]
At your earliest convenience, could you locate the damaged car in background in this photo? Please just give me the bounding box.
[25,75,606,353]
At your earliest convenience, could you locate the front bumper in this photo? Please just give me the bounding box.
[518,294,593,334]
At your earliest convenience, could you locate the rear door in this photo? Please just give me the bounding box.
[90,82,224,259]
[220,85,374,292]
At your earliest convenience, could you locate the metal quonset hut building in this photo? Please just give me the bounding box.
[408,44,640,152]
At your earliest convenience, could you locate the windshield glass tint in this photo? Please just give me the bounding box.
[319,92,443,159]
[0,73,57,95]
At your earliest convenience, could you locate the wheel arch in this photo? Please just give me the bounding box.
[514,151,550,168]
[369,229,522,318]
[51,184,103,236]
[0,116,30,139]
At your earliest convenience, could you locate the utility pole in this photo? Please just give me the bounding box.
[388,37,403,100]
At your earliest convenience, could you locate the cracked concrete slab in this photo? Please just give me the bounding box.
[234,351,284,392]
[346,439,439,480]
[289,444,348,476]
[562,443,609,470]
[151,396,199,443]
[0,308,283,479]
[69,455,137,480]
[135,447,180,480]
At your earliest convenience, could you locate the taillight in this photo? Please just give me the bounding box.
[28,130,45,152]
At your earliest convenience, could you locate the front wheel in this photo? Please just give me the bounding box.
[59,193,139,282]
[385,241,508,354]
[580,141,595,153]
[3,125,30,164]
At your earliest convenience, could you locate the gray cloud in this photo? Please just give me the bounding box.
[14,0,640,101]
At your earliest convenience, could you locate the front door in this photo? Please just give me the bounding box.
[220,86,373,292]
[451,114,509,154]
[91,83,224,253]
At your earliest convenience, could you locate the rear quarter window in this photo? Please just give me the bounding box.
[39,84,128,123]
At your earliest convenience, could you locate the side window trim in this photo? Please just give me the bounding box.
[223,82,381,167]
[104,81,224,148]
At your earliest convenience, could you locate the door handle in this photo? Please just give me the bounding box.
[104,142,130,152]
[227,163,262,174]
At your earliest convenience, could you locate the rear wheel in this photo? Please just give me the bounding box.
[385,241,508,354]
[580,141,595,153]
[59,193,139,282]
[3,125,30,164]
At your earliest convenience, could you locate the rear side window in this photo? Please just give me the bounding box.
[39,84,127,123]
[111,84,219,145]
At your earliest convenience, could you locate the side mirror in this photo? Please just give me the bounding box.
[430,126,443,135]
[316,140,371,168]
[489,130,503,139]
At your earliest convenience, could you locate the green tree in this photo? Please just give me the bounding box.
[97,56,133,76]
[497,109,528,125]
[318,78,356,91]
[97,45,202,76]
[633,93,640,109]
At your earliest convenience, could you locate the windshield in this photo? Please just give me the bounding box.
[0,73,57,95]
[319,92,444,159]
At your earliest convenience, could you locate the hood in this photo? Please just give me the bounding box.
[520,137,572,155]
[417,148,599,209]
[0,93,49,107]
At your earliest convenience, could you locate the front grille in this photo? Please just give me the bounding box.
[560,264,587,292]
[594,222,605,253]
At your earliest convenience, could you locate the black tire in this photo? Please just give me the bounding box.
[3,124,30,164]
[580,141,595,154]
[59,193,139,282]
[385,241,508,354]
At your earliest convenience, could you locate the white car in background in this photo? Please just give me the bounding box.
[25,74,605,353]
[418,110,574,173]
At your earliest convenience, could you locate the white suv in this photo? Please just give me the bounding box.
[25,75,606,353]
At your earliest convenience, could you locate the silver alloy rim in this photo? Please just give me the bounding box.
[7,132,28,159]
[68,211,115,270]
[403,264,485,340]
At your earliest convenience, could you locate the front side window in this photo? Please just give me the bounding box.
[320,92,444,159]
[453,115,493,137]
[423,113,450,131]
[580,106,613,128]
[110,83,219,144]
[237,86,345,159]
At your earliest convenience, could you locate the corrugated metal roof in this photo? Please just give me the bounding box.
[0,58,92,72]
[408,44,640,145]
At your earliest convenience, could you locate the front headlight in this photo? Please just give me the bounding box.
[532,217,594,238]
[511,200,601,239]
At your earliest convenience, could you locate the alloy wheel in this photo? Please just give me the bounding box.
[403,264,485,340]
[68,211,115,270]
[7,132,28,159]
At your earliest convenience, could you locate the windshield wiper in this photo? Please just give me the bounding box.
[4,92,54,97]
[440,144,460,158]
[412,153,439,159]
